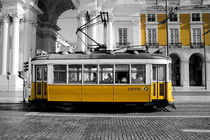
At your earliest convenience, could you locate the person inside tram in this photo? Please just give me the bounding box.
[121,77,128,83]
[133,73,144,83]
[92,73,97,82]
[105,73,112,82]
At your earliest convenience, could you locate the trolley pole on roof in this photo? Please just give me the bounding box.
[165,0,169,56]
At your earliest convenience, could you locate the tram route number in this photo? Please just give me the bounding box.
[128,87,148,92]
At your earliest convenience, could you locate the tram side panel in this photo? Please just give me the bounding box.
[47,85,82,102]
[114,85,151,102]
[82,85,114,102]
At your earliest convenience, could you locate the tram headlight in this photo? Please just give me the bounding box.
[143,87,148,91]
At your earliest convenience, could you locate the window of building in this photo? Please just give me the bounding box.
[68,65,82,84]
[192,28,201,43]
[169,14,178,22]
[131,65,146,84]
[119,28,128,46]
[115,64,129,84]
[170,28,179,43]
[99,65,114,84]
[84,65,98,84]
[147,29,156,44]
[147,14,156,22]
[53,65,67,83]
[192,13,201,21]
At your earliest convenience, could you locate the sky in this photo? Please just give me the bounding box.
[57,10,78,43]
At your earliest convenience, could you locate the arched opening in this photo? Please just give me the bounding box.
[189,53,203,86]
[57,10,78,46]
[36,0,76,53]
[170,54,180,86]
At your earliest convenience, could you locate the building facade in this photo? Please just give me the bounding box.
[0,0,210,91]
[140,5,210,90]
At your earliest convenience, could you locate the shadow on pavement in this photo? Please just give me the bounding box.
[0,102,173,113]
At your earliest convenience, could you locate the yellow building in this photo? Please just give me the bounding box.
[140,5,210,90]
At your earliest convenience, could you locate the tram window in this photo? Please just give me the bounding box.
[53,65,67,83]
[44,67,47,81]
[131,65,145,84]
[115,64,129,84]
[158,66,165,81]
[84,65,98,84]
[152,66,157,81]
[68,65,82,84]
[36,67,42,81]
[36,66,47,81]
[99,65,113,84]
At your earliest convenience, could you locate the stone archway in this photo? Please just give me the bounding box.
[36,0,76,53]
[170,53,181,86]
[189,53,203,86]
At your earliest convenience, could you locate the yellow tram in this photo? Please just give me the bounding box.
[28,52,174,108]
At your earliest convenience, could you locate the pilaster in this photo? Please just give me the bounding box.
[180,60,190,87]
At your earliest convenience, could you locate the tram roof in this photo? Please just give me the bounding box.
[32,52,170,61]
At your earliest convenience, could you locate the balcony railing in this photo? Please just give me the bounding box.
[190,42,204,48]
[190,0,203,5]
[116,42,130,48]
[146,43,159,48]
[168,43,182,48]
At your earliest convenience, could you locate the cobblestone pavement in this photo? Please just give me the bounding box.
[0,104,210,140]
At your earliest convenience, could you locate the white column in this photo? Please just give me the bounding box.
[180,61,189,87]
[1,14,9,75]
[107,19,114,50]
[23,21,31,62]
[11,15,20,75]
[91,10,98,46]
[77,12,86,52]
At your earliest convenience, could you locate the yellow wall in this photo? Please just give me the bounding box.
[140,14,146,45]
[180,14,191,46]
[203,13,210,46]
[157,14,167,46]
[140,13,210,47]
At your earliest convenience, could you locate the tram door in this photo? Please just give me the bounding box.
[152,65,166,100]
[35,65,47,100]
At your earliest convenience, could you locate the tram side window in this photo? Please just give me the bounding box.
[99,65,113,84]
[36,67,42,81]
[84,65,98,84]
[158,65,165,81]
[68,65,82,84]
[53,65,67,83]
[131,64,145,84]
[115,64,129,84]
[152,66,157,81]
